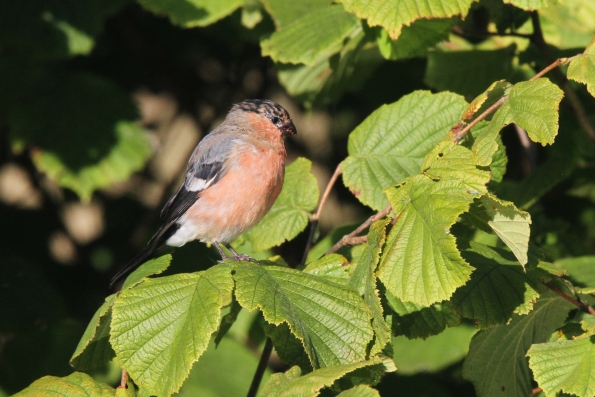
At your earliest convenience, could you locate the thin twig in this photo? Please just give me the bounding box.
[451,96,508,142]
[532,387,543,396]
[120,370,128,389]
[530,12,595,140]
[300,164,342,266]
[325,205,392,256]
[247,338,274,397]
[544,282,595,316]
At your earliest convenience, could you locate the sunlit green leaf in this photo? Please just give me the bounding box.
[13,372,114,397]
[342,91,468,210]
[452,243,548,328]
[257,359,382,397]
[232,261,374,368]
[528,336,595,397]
[303,254,352,284]
[568,37,595,98]
[349,219,391,355]
[261,5,359,66]
[463,293,574,397]
[110,264,234,397]
[503,0,551,10]
[245,157,319,251]
[137,0,244,27]
[262,0,332,29]
[378,175,476,306]
[121,254,172,290]
[336,385,380,397]
[338,0,474,39]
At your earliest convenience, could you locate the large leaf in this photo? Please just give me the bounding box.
[348,219,391,355]
[425,47,516,97]
[13,372,114,397]
[342,91,468,210]
[110,264,234,397]
[392,324,477,374]
[231,261,374,368]
[386,291,461,339]
[527,336,595,397]
[376,18,454,60]
[451,243,548,328]
[257,359,382,397]
[121,254,172,290]
[262,0,332,29]
[568,36,595,98]
[377,175,476,306]
[336,385,380,397]
[277,30,382,107]
[261,4,359,66]
[8,72,151,201]
[245,157,319,251]
[136,0,244,27]
[555,256,595,288]
[463,293,574,397]
[338,0,474,39]
[465,194,532,266]
[70,295,115,371]
[504,0,553,11]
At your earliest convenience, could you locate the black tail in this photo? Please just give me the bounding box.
[109,242,165,288]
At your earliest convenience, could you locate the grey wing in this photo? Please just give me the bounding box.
[160,132,238,224]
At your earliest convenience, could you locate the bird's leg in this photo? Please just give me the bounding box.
[213,241,231,261]
[224,243,257,262]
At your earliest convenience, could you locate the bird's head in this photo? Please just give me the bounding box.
[233,99,297,137]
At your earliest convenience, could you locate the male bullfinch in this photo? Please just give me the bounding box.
[110,99,296,286]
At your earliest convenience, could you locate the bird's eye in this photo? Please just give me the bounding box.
[271,116,280,124]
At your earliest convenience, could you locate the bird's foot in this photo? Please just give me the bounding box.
[232,253,257,262]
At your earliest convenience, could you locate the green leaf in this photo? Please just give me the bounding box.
[568,37,595,98]
[231,261,374,368]
[528,336,595,397]
[336,385,380,397]
[504,0,552,11]
[13,372,114,397]
[505,78,564,146]
[245,158,319,251]
[121,254,172,290]
[110,264,234,397]
[277,30,382,107]
[392,324,477,374]
[421,141,491,194]
[8,72,151,201]
[349,219,391,355]
[303,254,352,284]
[137,0,244,27]
[378,175,476,306]
[262,0,332,29]
[342,91,468,210]
[376,19,454,60]
[555,256,595,288]
[424,47,516,97]
[452,243,548,328]
[261,5,359,66]
[257,359,382,397]
[386,291,461,339]
[463,293,574,397]
[265,322,313,371]
[70,295,116,371]
[338,0,474,39]
[468,194,532,266]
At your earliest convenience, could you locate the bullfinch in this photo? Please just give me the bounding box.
[110,99,296,286]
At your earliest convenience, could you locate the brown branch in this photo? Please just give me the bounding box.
[531,387,543,396]
[544,282,595,316]
[119,369,128,389]
[300,164,342,266]
[451,95,508,142]
[247,337,274,397]
[325,205,392,256]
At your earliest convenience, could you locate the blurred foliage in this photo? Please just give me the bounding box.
[2,0,595,396]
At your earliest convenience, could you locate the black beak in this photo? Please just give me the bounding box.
[282,121,297,136]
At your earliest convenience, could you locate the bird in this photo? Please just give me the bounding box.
[110,99,296,287]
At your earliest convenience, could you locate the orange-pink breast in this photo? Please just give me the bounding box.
[182,142,285,243]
